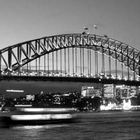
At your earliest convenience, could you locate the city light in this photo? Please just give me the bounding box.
[6,90,24,93]
[122,99,132,110]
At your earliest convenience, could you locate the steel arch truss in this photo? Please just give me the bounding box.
[0,33,140,76]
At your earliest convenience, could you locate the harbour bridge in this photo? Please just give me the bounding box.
[0,33,140,94]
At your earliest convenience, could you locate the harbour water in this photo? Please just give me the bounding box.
[0,111,140,140]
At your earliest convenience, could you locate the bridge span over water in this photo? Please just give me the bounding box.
[0,33,140,94]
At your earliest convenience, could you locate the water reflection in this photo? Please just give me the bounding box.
[9,124,69,140]
[0,112,140,140]
[12,124,68,130]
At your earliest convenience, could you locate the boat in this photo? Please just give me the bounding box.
[0,106,77,126]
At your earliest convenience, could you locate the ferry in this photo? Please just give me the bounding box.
[0,105,77,126]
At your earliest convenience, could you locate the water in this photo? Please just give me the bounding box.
[0,111,140,140]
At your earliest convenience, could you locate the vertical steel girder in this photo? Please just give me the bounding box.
[8,48,12,70]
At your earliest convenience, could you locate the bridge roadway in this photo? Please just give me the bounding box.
[0,75,140,86]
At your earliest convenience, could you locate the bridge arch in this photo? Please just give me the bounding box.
[0,33,140,80]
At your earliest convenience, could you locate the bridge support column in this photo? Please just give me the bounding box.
[115,50,118,79]
[101,47,105,76]
[8,48,12,75]
[109,54,111,78]
[17,46,22,75]
[95,49,98,77]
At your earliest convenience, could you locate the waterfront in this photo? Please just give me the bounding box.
[0,111,140,140]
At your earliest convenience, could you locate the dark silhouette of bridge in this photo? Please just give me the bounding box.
[0,33,140,86]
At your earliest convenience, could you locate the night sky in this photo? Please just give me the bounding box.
[0,0,140,50]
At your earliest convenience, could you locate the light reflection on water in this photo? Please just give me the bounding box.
[12,124,68,130]
[0,111,140,140]
[11,124,69,140]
